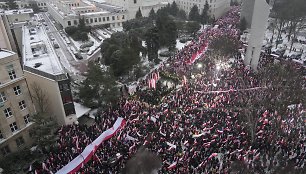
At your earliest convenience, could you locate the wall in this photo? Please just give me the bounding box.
[0,16,12,51]
[24,71,73,125]
[0,52,35,158]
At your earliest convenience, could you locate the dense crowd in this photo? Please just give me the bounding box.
[32,6,305,174]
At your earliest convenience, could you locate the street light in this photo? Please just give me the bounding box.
[197,63,203,69]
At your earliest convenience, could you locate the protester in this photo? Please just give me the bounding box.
[33,7,305,174]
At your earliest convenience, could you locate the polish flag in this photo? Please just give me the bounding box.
[208,153,218,160]
[151,79,156,89]
[147,79,151,88]
[42,162,48,171]
[167,161,177,170]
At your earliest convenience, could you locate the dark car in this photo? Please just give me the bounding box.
[75,53,83,60]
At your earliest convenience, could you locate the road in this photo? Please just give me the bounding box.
[41,13,87,80]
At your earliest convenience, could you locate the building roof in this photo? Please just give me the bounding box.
[22,25,64,76]
[4,8,33,15]
[0,49,15,59]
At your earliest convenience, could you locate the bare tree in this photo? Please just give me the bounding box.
[31,82,49,113]
[125,147,162,174]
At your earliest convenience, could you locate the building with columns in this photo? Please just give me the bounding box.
[175,0,230,19]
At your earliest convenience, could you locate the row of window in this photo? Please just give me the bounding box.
[67,3,80,7]
[0,114,30,139]
[68,15,125,26]
[3,100,27,118]
[0,136,25,156]
[0,85,22,103]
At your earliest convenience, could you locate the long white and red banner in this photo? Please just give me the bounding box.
[56,117,126,174]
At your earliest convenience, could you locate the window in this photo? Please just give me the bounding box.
[63,84,70,91]
[4,108,13,118]
[74,20,77,25]
[15,137,25,147]
[63,95,73,104]
[67,21,71,26]
[19,100,26,110]
[103,17,105,22]
[24,114,30,124]
[0,92,7,103]
[107,17,109,21]
[134,0,137,4]
[13,86,21,95]
[8,69,17,80]
[9,122,18,132]
[90,18,93,23]
[112,16,115,21]
[98,17,101,22]
[86,19,89,23]
[94,18,97,22]
[0,130,3,139]
[0,146,10,156]
[65,108,75,116]
[122,15,125,19]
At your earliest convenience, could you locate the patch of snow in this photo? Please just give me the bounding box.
[74,102,91,118]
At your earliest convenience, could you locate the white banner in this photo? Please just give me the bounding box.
[56,117,126,174]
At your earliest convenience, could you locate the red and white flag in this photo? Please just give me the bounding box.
[167,161,177,170]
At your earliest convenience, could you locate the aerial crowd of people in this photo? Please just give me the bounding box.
[33,6,305,174]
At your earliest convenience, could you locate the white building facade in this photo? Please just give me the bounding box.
[102,0,172,20]
[47,0,127,28]
[176,0,230,19]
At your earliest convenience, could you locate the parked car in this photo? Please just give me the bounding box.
[53,41,59,49]
[74,53,83,60]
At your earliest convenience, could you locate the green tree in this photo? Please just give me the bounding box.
[5,0,18,10]
[148,8,156,20]
[30,113,58,150]
[200,1,210,24]
[100,32,141,77]
[177,9,187,20]
[156,15,178,50]
[65,17,90,41]
[170,1,179,17]
[78,63,119,107]
[136,7,143,19]
[186,21,201,37]
[189,5,201,22]
[145,27,160,62]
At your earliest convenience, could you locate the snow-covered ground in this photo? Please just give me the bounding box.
[263,19,306,63]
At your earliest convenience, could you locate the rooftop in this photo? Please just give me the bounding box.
[22,24,64,76]
[4,8,33,15]
[0,49,15,59]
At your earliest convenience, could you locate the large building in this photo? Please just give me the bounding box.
[47,0,127,28]
[22,21,77,125]
[0,49,36,159]
[102,0,172,20]
[0,8,34,57]
[176,0,230,19]
[0,0,47,11]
